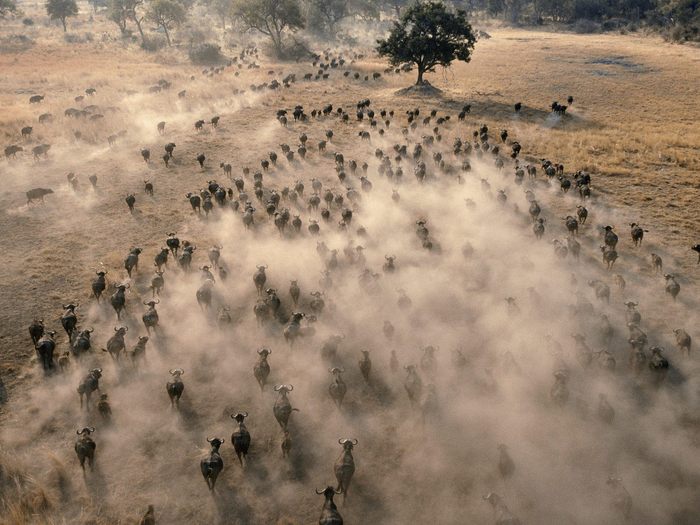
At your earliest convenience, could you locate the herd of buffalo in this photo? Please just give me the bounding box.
[4,43,699,525]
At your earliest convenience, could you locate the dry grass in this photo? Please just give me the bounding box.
[1,9,699,524]
[418,28,700,249]
[0,451,53,525]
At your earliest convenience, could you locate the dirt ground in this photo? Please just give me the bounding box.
[1,10,699,525]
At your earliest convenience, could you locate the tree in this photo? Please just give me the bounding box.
[126,0,147,45]
[209,0,234,29]
[350,0,380,21]
[108,0,130,32]
[1,0,18,17]
[233,0,304,55]
[306,0,349,34]
[383,0,409,18]
[46,0,78,31]
[87,0,108,12]
[377,1,477,85]
[107,0,147,43]
[146,0,187,46]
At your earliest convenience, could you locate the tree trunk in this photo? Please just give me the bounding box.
[272,30,282,56]
[62,17,67,31]
[163,25,171,46]
[416,66,424,85]
[133,16,146,45]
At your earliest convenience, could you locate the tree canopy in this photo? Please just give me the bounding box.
[233,0,304,54]
[146,0,187,46]
[46,0,79,31]
[108,0,148,44]
[377,1,477,85]
[1,0,18,17]
[305,0,349,35]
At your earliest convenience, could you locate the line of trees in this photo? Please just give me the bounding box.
[107,0,189,46]
[2,0,696,45]
[459,0,698,31]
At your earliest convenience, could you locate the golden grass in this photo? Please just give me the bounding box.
[0,451,53,525]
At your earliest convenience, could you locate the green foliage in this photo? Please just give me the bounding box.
[108,0,130,32]
[46,0,79,31]
[146,0,187,45]
[188,42,224,63]
[305,0,349,34]
[351,0,380,20]
[233,0,304,54]
[571,0,607,19]
[0,0,18,17]
[377,1,477,85]
[383,0,409,17]
[87,0,108,12]
[208,0,233,28]
[660,0,699,40]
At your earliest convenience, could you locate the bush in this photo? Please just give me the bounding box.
[188,43,223,64]
[668,23,700,42]
[0,34,35,52]
[275,37,313,61]
[572,18,601,33]
[572,0,607,20]
[63,32,94,43]
[602,18,626,30]
[181,26,208,47]
[22,18,34,25]
[141,36,168,51]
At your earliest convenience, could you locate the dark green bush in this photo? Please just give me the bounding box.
[188,43,223,64]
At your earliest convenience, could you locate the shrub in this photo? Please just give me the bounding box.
[275,37,312,61]
[188,42,223,64]
[0,34,35,52]
[668,23,700,41]
[572,0,607,20]
[22,18,34,25]
[572,18,601,33]
[141,35,167,51]
[63,32,91,43]
[63,33,77,43]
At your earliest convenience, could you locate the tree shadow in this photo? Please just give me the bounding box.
[408,93,604,132]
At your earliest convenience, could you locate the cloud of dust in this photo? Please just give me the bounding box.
[2,37,700,525]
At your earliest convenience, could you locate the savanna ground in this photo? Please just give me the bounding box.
[1,5,700,525]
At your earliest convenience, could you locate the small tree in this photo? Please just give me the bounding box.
[383,0,408,18]
[350,0,380,21]
[127,0,147,45]
[87,0,108,12]
[233,0,304,55]
[146,0,187,46]
[107,0,147,43]
[377,1,477,86]
[46,0,79,31]
[108,0,130,33]
[209,0,233,29]
[1,0,18,17]
[306,0,348,35]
